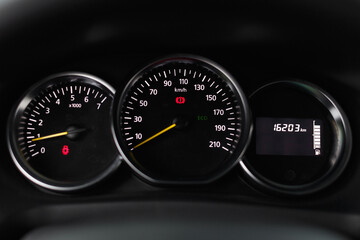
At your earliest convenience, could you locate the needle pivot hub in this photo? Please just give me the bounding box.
[173,116,189,130]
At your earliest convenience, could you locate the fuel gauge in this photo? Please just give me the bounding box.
[242,81,352,195]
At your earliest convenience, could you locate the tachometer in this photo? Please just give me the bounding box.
[7,72,120,191]
[113,55,252,184]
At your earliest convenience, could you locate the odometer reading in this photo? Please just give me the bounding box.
[114,56,252,183]
[256,117,322,156]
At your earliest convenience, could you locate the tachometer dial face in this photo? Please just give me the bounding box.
[113,56,252,184]
[7,73,120,191]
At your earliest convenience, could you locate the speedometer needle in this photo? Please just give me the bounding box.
[132,123,176,150]
[31,128,87,142]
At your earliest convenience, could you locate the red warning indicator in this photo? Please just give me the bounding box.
[62,145,69,155]
[176,97,185,104]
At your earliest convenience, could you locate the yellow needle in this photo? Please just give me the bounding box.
[31,131,68,142]
[132,123,176,150]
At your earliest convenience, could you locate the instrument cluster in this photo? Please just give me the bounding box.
[6,55,352,196]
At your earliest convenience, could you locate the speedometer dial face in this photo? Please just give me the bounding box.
[113,56,252,184]
[7,73,120,191]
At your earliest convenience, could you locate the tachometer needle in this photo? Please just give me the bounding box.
[132,123,176,150]
[31,131,68,142]
[31,128,87,142]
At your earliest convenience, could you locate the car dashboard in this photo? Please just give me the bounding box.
[1,0,360,239]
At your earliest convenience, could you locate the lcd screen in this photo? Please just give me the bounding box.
[256,117,322,156]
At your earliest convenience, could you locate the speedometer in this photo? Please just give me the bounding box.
[113,55,252,184]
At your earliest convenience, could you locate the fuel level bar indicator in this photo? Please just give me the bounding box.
[313,120,321,155]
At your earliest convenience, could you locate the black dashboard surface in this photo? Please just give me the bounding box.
[1,0,360,239]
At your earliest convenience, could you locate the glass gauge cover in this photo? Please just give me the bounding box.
[7,73,120,191]
[113,55,252,184]
[242,81,352,195]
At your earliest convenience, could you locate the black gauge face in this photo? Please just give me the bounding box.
[113,56,252,183]
[242,81,352,195]
[8,73,120,191]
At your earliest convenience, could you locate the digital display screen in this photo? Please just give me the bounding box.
[256,117,322,156]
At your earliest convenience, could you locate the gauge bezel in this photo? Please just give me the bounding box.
[7,72,121,192]
[240,80,352,195]
[112,55,253,185]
